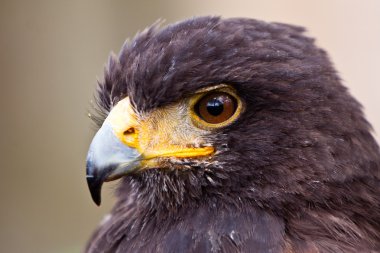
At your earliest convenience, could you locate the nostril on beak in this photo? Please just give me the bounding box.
[124,127,135,135]
[123,127,138,147]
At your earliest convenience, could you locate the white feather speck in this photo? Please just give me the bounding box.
[99,214,112,226]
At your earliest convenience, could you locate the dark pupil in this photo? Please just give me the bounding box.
[206,98,224,116]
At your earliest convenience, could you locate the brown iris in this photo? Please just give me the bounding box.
[195,92,237,124]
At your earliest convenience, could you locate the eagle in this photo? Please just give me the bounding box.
[85,17,380,253]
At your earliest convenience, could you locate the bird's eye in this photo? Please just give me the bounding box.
[189,87,243,130]
[188,84,243,130]
[195,92,237,124]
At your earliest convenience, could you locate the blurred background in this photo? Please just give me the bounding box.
[0,0,379,252]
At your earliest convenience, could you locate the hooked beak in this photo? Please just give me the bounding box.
[86,122,141,206]
[86,97,142,206]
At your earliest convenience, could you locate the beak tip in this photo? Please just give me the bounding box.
[93,197,101,206]
[86,174,103,206]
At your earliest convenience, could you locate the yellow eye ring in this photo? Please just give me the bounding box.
[189,85,244,130]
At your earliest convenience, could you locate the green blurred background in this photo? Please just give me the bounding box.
[0,0,379,252]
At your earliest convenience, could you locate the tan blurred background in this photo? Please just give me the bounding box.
[0,0,379,252]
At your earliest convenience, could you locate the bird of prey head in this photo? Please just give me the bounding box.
[85,17,380,253]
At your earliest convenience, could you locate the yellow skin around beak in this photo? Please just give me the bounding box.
[106,97,215,167]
